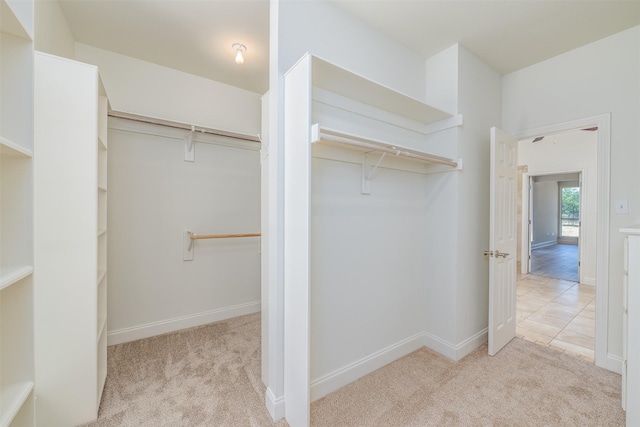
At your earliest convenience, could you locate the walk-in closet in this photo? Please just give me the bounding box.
[281,54,463,425]
[105,115,261,346]
[2,0,638,426]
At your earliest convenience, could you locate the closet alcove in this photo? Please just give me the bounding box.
[281,54,463,425]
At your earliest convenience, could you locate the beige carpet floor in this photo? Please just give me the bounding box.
[312,340,624,426]
[82,313,287,427]
[83,313,624,426]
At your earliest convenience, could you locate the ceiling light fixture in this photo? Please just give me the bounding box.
[232,43,246,65]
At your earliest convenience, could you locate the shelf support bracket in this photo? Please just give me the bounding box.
[183,230,194,261]
[185,126,195,162]
[362,152,386,195]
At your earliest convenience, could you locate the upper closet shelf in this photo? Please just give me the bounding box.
[311,124,461,169]
[1,0,34,40]
[311,56,451,126]
[1,381,34,427]
[0,136,33,158]
[0,265,33,291]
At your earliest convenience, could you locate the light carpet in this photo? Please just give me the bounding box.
[81,313,287,427]
[83,313,624,426]
[312,339,624,426]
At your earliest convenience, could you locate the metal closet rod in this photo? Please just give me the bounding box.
[189,232,261,240]
[314,125,458,168]
[108,110,261,142]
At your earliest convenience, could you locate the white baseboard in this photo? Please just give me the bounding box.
[265,387,285,421]
[532,241,557,250]
[107,301,261,345]
[423,332,457,360]
[423,329,488,361]
[582,276,596,286]
[454,328,488,360]
[310,332,426,402]
[606,353,623,375]
[308,329,488,403]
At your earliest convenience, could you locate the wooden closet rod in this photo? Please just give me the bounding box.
[190,233,261,240]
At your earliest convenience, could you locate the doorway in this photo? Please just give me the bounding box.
[528,173,581,283]
[515,128,597,362]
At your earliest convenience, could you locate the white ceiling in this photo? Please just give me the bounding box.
[58,0,640,95]
[58,0,270,94]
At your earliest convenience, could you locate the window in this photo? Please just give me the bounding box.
[559,182,580,241]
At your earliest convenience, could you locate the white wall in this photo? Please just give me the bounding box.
[106,118,261,344]
[453,46,502,346]
[502,26,640,362]
[309,152,429,393]
[423,45,502,351]
[532,181,559,246]
[423,46,459,348]
[75,43,262,138]
[34,0,75,59]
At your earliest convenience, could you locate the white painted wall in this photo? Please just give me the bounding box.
[423,45,502,351]
[453,46,502,346]
[75,43,262,138]
[260,92,270,386]
[532,181,559,246]
[424,45,459,115]
[34,0,75,59]
[106,118,261,344]
[423,46,459,349]
[309,153,429,392]
[502,26,640,361]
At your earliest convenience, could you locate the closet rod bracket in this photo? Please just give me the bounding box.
[362,151,387,195]
[185,126,196,162]
[183,230,195,261]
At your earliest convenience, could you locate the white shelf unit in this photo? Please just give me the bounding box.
[34,52,108,426]
[282,54,460,426]
[97,84,108,405]
[621,225,640,426]
[0,0,35,426]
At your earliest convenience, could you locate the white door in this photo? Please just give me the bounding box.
[527,176,533,273]
[488,127,518,356]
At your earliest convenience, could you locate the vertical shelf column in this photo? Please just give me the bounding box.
[0,0,35,426]
[97,85,108,406]
[34,52,108,426]
[621,225,640,426]
[283,54,312,427]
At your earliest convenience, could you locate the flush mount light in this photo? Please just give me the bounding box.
[232,43,246,65]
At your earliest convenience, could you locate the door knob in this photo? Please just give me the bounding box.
[495,251,509,258]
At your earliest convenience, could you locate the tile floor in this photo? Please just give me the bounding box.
[516,273,595,362]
